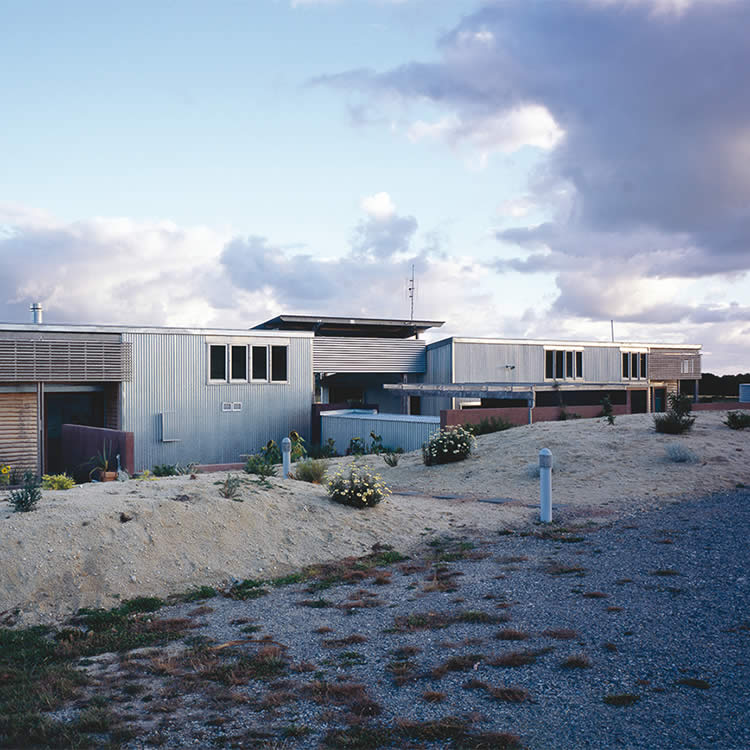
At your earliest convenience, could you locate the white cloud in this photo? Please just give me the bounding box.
[498,196,537,218]
[408,106,564,165]
[361,191,397,220]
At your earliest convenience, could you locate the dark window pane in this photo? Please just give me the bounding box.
[252,346,268,380]
[555,350,564,379]
[565,351,573,378]
[641,353,647,379]
[545,350,554,379]
[576,351,583,379]
[231,346,247,380]
[271,346,287,382]
[622,352,629,378]
[210,345,226,381]
[632,353,639,379]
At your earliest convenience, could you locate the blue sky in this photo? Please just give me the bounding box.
[1,0,748,373]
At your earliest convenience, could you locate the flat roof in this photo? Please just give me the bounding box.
[428,337,701,351]
[0,322,313,338]
[253,314,444,338]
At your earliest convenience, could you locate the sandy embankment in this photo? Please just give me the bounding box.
[1,412,747,626]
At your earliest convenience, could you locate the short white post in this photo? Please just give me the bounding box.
[281,438,292,479]
[281,437,291,479]
[539,448,552,523]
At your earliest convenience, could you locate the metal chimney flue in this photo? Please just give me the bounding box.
[30,302,43,324]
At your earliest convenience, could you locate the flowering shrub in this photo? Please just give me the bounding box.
[42,473,76,490]
[327,464,391,508]
[422,426,476,466]
[0,463,10,486]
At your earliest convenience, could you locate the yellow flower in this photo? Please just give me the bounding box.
[1,466,9,474]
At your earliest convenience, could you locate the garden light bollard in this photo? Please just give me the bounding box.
[539,448,552,523]
[282,437,292,479]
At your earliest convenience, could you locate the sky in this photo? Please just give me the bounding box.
[1,0,748,373]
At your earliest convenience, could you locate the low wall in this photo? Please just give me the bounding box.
[311,402,379,445]
[321,410,440,453]
[441,403,629,428]
[62,425,135,481]
[692,402,750,412]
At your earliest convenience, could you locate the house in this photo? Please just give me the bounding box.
[0,318,313,475]
[0,309,703,474]
[383,336,702,425]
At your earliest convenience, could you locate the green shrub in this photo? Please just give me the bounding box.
[215,474,243,500]
[664,444,699,464]
[41,473,75,490]
[600,396,615,425]
[151,464,178,477]
[289,431,307,462]
[723,410,750,430]
[465,417,515,435]
[244,454,277,478]
[9,472,42,512]
[308,438,338,459]
[327,464,391,508]
[383,452,400,467]
[347,437,367,456]
[261,440,282,464]
[654,393,695,434]
[293,459,328,484]
[422,426,475,466]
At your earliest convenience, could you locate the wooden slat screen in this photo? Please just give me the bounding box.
[0,392,37,471]
[0,340,132,382]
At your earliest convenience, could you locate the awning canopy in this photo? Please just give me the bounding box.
[383,382,629,399]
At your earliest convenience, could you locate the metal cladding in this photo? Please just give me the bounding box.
[321,410,440,454]
[313,337,426,373]
[120,331,313,471]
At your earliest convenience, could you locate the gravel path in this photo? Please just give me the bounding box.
[101,487,750,750]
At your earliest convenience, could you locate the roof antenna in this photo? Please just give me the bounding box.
[407,264,416,321]
[611,320,615,342]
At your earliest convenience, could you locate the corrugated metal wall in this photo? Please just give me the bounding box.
[313,337,426,373]
[421,341,453,416]
[453,342,544,383]
[321,411,440,454]
[582,346,622,382]
[0,392,37,472]
[121,333,313,470]
[452,341,625,384]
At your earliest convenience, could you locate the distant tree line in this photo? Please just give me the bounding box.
[699,372,750,398]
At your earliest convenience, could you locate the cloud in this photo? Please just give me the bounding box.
[316,0,750,353]
[361,191,396,220]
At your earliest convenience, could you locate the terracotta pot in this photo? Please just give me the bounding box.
[100,471,118,482]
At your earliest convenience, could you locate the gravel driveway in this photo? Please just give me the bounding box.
[85,488,750,749]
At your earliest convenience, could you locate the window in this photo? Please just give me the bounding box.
[251,346,268,380]
[209,345,227,381]
[230,346,247,381]
[681,359,694,375]
[545,348,583,379]
[622,351,648,380]
[271,345,288,382]
[208,342,289,384]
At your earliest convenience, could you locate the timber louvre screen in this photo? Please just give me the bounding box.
[0,339,132,381]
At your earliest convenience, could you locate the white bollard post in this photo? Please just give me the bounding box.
[281,437,292,479]
[539,448,552,523]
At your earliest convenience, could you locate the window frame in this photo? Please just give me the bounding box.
[270,345,289,383]
[621,350,648,381]
[208,344,228,383]
[230,345,248,383]
[544,347,584,381]
[250,345,269,382]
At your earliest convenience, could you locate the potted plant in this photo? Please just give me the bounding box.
[89,442,117,482]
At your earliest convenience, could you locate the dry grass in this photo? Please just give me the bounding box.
[495,629,530,641]
[542,628,578,640]
[561,653,591,669]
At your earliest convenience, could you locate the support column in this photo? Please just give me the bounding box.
[36,382,45,476]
